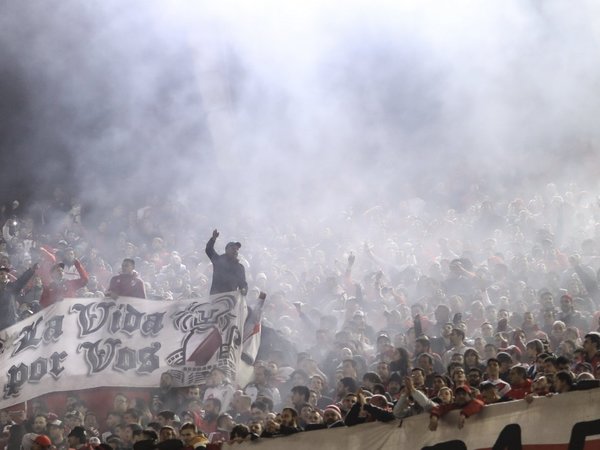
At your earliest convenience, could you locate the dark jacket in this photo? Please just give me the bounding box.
[304,421,345,431]
[344,402,396,427]
[205,238,247,295]
[0,267,35,331]
[261,425,302,438]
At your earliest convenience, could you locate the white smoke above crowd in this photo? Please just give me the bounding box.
[1,0,600,239]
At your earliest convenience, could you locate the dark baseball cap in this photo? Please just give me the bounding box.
[226,242,241,249]
[68,426,87,440]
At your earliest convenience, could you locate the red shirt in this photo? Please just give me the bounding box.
[507,379,532,400]
[40,260,89,308]
[431,399,485,418]
[108,272,146,298]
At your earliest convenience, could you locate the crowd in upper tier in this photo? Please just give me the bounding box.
[1,182,600,449]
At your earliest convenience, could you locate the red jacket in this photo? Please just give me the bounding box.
[108,272,146,299]
[585,351,600,378]
[40,259,89,308]
[431,399,485,418]
[507,379,532,400]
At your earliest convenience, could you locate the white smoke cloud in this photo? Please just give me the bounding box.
[2,0,600,231]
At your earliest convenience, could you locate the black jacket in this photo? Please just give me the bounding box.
[205,238,247,295]
[0,267,35,331]
[344,402,395,427]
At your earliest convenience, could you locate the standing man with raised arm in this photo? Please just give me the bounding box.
[0,263,38,330]
[206,229,247,296]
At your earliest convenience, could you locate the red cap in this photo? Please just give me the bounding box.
[35,435,52,447]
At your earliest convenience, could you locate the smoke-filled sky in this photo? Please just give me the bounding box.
[2,0,600,221]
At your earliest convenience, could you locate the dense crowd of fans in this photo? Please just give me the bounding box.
[1,182,600,449]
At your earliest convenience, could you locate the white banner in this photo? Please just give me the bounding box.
[0,292,247,408]
[237,389,600,450]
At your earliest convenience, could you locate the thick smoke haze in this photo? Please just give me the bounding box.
[1,0,600,240]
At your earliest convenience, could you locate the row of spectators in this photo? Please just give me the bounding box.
[3,330,599,450]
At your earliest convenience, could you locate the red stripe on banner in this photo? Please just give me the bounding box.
[243,322,260,343]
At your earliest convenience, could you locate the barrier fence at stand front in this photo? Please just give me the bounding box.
[237,389,600,450]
